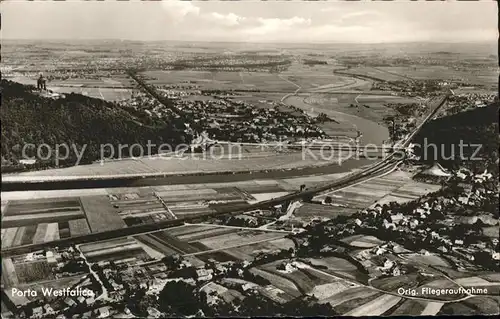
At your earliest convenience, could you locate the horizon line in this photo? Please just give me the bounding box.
[1,38,496,46]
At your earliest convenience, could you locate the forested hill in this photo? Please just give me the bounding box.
[1,80,190,171]
[412,102,499,174]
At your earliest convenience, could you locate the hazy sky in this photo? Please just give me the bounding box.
[2,0,497,43]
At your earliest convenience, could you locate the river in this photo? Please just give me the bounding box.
[283,95,390,146]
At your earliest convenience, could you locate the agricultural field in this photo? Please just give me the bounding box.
[376,66,498,87]
[479,273,500,282]
[169,225,240,243]
[482,226,500,239]
[283,63,373,91]
[223,238,296,262]
[294,202,358,220]
[315,170,442,209]
[141,70,297,92]
[438,296,500,316]
[2,258,19,287]
[258,285,295,304]
[195,230,286,251]
[344,293,402,316]
[134,234,178,258]
[11,260,54,285]
[457,296,500,315]
[318,286,379,308]
[332,291,385,314]
[303,92,419,125]
[79,237,152,263]
[1,201,8,215]
[417,278,467,301]
[454,276,500,289]
[141,70,213,84]
[79,196,126,232]
[283,74,355,91]
[200,282,244,305]
[155,186,250,218]
[302,257,366,282]
[401,253,451,267]
[106,188,174,226]
[2,197,84,227]
[135,230,202,255]
[338,66,410,82]
[371,274,418,292]
[341,235,385,248]
[371,273,450,296]
[239,73,297,92]
[134,225,291,263]
[258,261,338,294]
[249,267,302,298]
[390,299,428,316]
[1,198,92,248]
[308,281,355,300]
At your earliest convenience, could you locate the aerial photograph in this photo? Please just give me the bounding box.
[1,0,499,318]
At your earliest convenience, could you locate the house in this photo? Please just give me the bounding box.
[196,268,214,281]
[409,219,419,229]
[374,247,386,256]
[64,297,77,307]
[24,253,36,262]
[97,306,110,318]
[383,220,396,230]
[85,296,95,305]
[43,304,55,315]
[147,307,163,318]
[242,283,256,291]
[419,249,431,256]
[381,259,394,270]
[390,213,404,224]
[415,208,426,215]
[46,251,58,265]
[357,249,371,260]
[392,267,401,277]
[437,246,448,253]
[473,242,487,249]
[147,278,167,295]
[454,239,464,245]
[456,171,467,180]
[32,306,43,317]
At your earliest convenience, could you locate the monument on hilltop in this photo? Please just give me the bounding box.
[37,74,47,91]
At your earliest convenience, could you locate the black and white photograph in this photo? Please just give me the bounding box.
[1,0,499,317]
